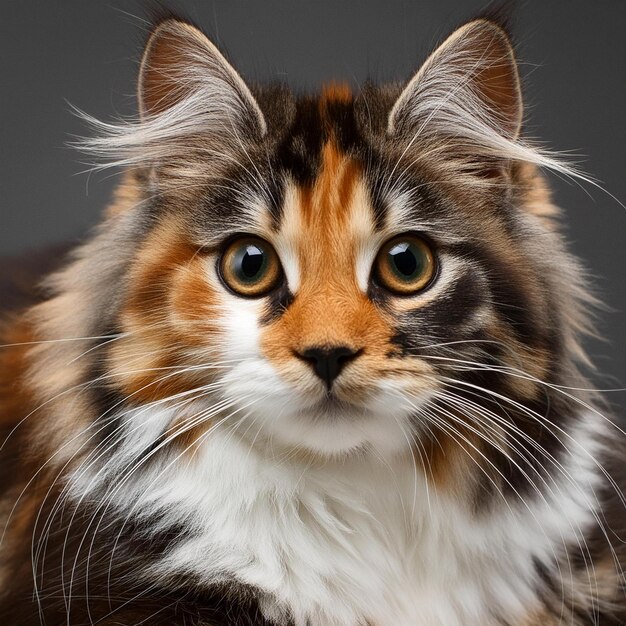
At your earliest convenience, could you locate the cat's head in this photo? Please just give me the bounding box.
[58,17,591,464]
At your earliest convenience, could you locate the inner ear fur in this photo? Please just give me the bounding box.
[388,19,523,142]
[138,18,266,135]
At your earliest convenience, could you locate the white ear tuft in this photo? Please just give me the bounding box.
[138,19,266,136]
[385,19,588,183]
[389,19,522,145]
[76,19,266,176]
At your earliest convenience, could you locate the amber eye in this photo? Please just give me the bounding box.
[219,237,282,297]
[374,235,436,295]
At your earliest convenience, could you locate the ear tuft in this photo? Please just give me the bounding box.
[389,19,522,143]
[138,18,266,136]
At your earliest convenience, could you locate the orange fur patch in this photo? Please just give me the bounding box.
[421,419,487,493]
[0,317,37,428]
[319,82,353,116]
[109,216,222,407]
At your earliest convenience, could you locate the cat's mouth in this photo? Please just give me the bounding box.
[299,392,372,420]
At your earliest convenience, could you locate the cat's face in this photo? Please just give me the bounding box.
[208,133,441,456]
[113,130,439,455]
[97,19,579,460]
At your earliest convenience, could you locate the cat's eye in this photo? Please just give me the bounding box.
[219,236,282,297]
[374,235,436,295]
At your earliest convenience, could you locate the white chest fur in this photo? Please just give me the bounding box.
[80,411,601,626]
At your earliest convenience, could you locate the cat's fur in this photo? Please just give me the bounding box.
[0,14,624,626]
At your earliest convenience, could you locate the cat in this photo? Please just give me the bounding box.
[0,12,624,626]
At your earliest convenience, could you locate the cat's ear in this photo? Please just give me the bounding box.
[388,19,522,144]
[138,18,266,137]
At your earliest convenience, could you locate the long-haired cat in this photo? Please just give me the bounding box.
[1,13,624,626]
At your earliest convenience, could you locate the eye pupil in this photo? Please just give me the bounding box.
[240,245,265,280]
[390,243,419,278]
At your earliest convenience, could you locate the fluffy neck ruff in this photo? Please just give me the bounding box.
[68,401,603,626]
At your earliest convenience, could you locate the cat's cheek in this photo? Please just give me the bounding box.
[167,259,225,344]
[216,293,265,361]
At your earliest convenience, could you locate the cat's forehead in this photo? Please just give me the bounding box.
[274,133,381,292]
[193,83,459,248]
[271,83,362,185]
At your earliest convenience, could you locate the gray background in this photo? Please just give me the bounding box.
[2,1,625,391]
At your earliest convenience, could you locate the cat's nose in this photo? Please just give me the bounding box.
[296,346,362,390]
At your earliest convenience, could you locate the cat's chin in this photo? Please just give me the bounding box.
[232,389,425,458]
[220,359,432,457]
